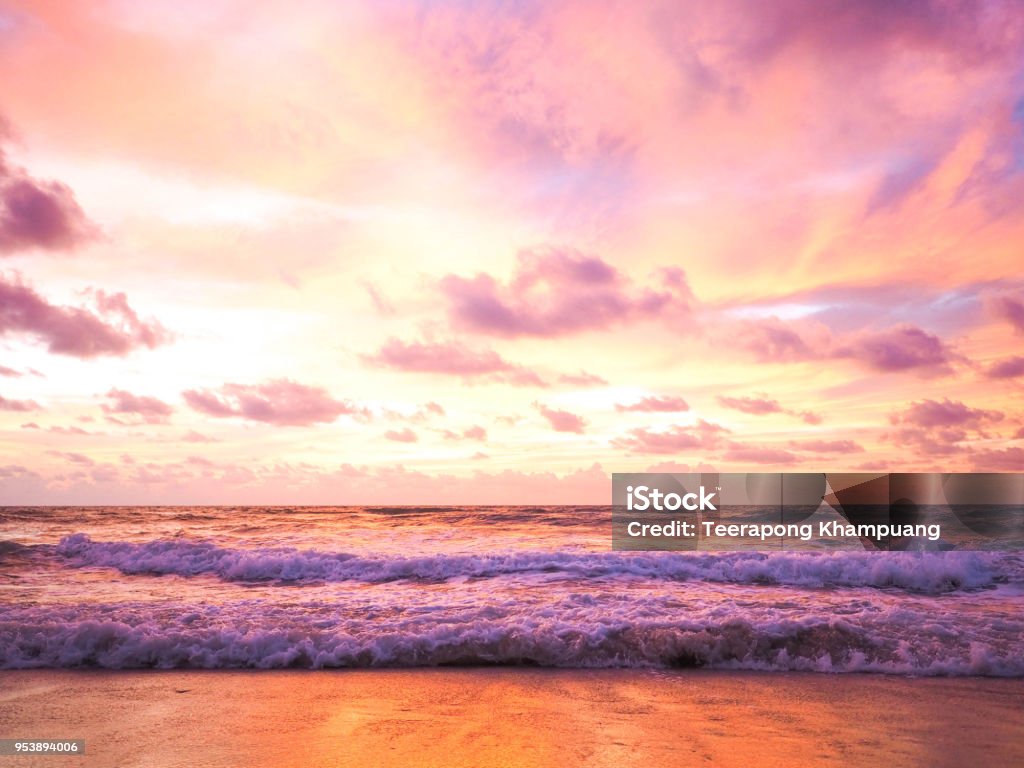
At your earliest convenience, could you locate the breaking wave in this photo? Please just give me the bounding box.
[1,599,1021,675]
[51,534,1012,593]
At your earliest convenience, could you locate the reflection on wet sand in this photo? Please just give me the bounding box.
[1,669,1022,768]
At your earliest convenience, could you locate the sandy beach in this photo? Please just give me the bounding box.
[0,669,1021,768]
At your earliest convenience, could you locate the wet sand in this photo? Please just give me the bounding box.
[0,670,1022,768]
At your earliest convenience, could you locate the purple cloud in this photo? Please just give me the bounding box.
[987,294,1024,333]
[366,338,546,387]
[440,248,691,337]
[893,398,1003,430]
[615,395,690,413]
[0,136,96,255]
[833,325,953,373]
[0,274,170,358]
[987,356,1024,379]
[737,0,1020,64]
[741,317,954,374]
[102,388,174,424]
[183,379,363,426]
[740,317,820,363]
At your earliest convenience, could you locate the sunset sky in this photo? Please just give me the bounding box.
[1,0,1023,504]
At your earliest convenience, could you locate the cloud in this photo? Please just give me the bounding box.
[384,427,418,443]
[615,395,690,413]
[833,325,954,373]
[183,379,363,426]
[987,294,1024,333]
[789,439,864,454]
[893,398,1003,431]
[739,317,824,363]
[534,402,587,433]
[0,394,41,411]
[48,425,90,435]
[970,447,1024,471]
[644,461,704,474]
[181,430,219,443]
[721,446,798,465]
[558,370,608,387]
[716,393,822,423]
[0,273,170,358]
[987,356,1024,379]
[739,317,955,374]
[1,136,96,255]
[887,398,1004,457]
[610,420,729,454]
[0,365,21,377]
[444,425,488,441]
[716,395,782,415]
[885,427,966,457]
[46,450,94,466]
[383,401,451,423]
[798,410,823,425]
[101,388,173,424]
[365,338,546,387]
[440,247,691,337]
[361,281,394,315]
[463,424,487,440]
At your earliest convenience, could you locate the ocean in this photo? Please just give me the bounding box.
[1,506,1022,674]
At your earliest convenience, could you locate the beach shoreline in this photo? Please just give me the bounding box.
[1,669,1021,768]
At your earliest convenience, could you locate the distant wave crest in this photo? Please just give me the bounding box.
[1,600,1021,675]
[53,533,1013,593]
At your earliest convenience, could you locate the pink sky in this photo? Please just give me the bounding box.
[1,0,1023,504]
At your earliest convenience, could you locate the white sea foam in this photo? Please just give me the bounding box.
[1,596,1021,675]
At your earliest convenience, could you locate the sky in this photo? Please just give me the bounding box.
[1,0,1023,504]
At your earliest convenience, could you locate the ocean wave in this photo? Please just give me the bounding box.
[1,600,1020,675]
[52,534,1014,593]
